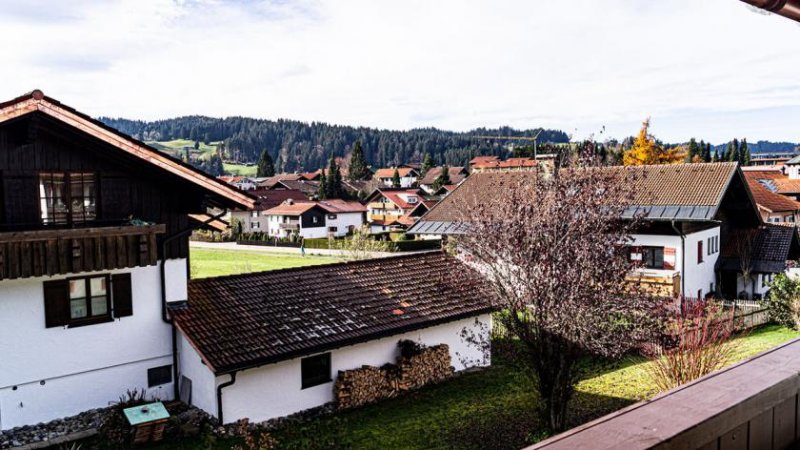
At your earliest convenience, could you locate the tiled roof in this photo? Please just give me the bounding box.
[259,174,304,188]
[419,167,468,185]
[469,155,500,165]
[251,189,308,211]
[172,253,495,374]
[317,199,367,213]
[411,163,745,234]
[743,174,800,213]
[719,224,800,273]
[375,167,418,178]
[263,201,319,216]
[472,157,538,170]
[271,179,319,196]
[786,155,800,165]
[742,170,800,195]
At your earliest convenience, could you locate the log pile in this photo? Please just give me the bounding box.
[334,342,454,410]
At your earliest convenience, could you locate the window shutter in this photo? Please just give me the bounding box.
[113,273,133,318]
[43,279,69,328]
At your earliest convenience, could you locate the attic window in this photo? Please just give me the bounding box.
[407,197,418,204]
[39,172,97,225]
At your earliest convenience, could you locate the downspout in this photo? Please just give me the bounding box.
[217,372,237,424]
[160,208,229,400]
[670,220,686,300]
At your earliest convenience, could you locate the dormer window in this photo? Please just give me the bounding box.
[39,172,96,225]
[407,196,418,204]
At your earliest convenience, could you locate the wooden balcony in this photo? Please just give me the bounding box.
[526,338,800,450]
[368,202,398,210]
[0,224,166,281]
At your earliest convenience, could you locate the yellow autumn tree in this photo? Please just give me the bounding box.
[623,118,684,166]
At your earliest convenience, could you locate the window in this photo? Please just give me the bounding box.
[328,226,338,232]
[706,236,719,255]
[43,273,132,328]
[147,365,172,387]
[39,172,96,225]
[631,246,664,269]
[697,241,704,264]
[301,353,331,389]
[328,214,337,220]
[69,276,110,322]
[251,222,260,229]
[251,211,259,218]
[312,216,319,224]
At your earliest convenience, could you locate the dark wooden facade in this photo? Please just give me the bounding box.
[0,112,226,277]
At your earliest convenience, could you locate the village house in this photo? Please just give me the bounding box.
[229,189,308,233]
[418,166,468,194]
[743,167,800,201]
[364,188,433,233]
[409,163,799,300]
[171,253,493,424]
[743,171,800,223]
[374,167,419,188]
[264,199,366,239]
[217,175,258,191]
[0,91,254,430]
[265,178,320,198]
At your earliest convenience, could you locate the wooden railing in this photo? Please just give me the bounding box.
[526,338,800,450]
[0,224,166,280]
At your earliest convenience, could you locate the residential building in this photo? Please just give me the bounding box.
[744,172,800,223]
[364,188,429,232]
[470,157,538,173]
[264,199,366,239]
[374,167,419,188]
[217,176,257,191]
[230,189,308,233]
[257,173,304,189]
[743,168,800,201]
[0,90,253,430]
[172,253,494,424]
[266,179,320,198]
[418,166,468,194]
[409,163,795,300]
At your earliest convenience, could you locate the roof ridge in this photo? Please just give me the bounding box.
[188,250,446,285]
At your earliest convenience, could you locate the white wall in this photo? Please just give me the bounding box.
[629,226,720,298]
[0,261,184,429]
[327,212,364,237]
[209,314,491,424]
[178,333,217,417]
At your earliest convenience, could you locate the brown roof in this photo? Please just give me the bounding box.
[375,167,418,178]
[259,174,304,188]
[172,253,495,374]
[270,179,319,196]
[0,90,255,210]
[744,174,800,213]
[368,189,426,210]
[472,157,538,170]
[251,189,308,211]
[316,199,367,213]
[262,200,319,216]
[419,167,468,185]
[469,155,500,165]
[415,163,749,232]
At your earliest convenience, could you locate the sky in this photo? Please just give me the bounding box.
[1,0,799,144]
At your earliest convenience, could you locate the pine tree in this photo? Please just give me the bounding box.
[686,138,699,163]
[256,149,276,177]
[432,165,452,191]
[324,154,343,198]
[348,141,369,181]
[420,153,434,178]
[741,138,751,166]
[725,142,735,161]
[317,171,327,199]
[391,168,401,188]
[713,149,720,162]
[701,142,711,162]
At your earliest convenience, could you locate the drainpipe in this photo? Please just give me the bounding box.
[160,208,229,400]
[217,372,237,424]
[670,220,686,301]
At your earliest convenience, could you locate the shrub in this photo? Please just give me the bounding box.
[767,274,800,330]
[646,300,738,391]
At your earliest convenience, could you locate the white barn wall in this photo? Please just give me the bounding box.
[214,314,491,424]
[0,261,184,430]
[327,212,364,237]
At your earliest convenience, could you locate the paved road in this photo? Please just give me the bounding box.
[189,240,436,258]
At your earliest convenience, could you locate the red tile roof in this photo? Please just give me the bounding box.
[172,253,495,374]
[375,167,418,178]
[744,174,800,213]
[371,189,425,210]
[262,200,319,216]
[316,199,367,213]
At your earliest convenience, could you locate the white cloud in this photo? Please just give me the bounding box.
[1,0,798,143]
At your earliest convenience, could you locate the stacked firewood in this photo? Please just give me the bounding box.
[334,343,454,410]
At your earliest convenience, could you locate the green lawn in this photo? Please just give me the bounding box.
[190,247,340,278]
[222,162,258,177]
[122,325,799,450]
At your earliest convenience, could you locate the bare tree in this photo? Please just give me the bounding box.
[736,229,756,299]
[454,153,665,431]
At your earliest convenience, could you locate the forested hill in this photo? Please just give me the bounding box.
[99,115,569,172]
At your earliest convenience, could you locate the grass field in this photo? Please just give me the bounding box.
[222,162,258,177]
[122,324,800,450]
[147,139,258,177]
[190,247,340,278]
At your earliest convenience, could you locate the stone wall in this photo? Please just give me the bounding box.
[334,342,454,410]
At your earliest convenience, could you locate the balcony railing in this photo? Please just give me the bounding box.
[368,202,398,210]
[0,224,166,280]
[279,221,300,230]
[526,338,800,450]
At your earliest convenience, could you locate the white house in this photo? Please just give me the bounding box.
[218,176,258,191]
[374,167,419,188]
[408,163,796,300]
[264,199,366,239]
[0,91,254,430]
[229,189,308,233]
[172,253,494,424]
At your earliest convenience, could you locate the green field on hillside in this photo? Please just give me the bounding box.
[222,162,258,176]
[190,247,339,278]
